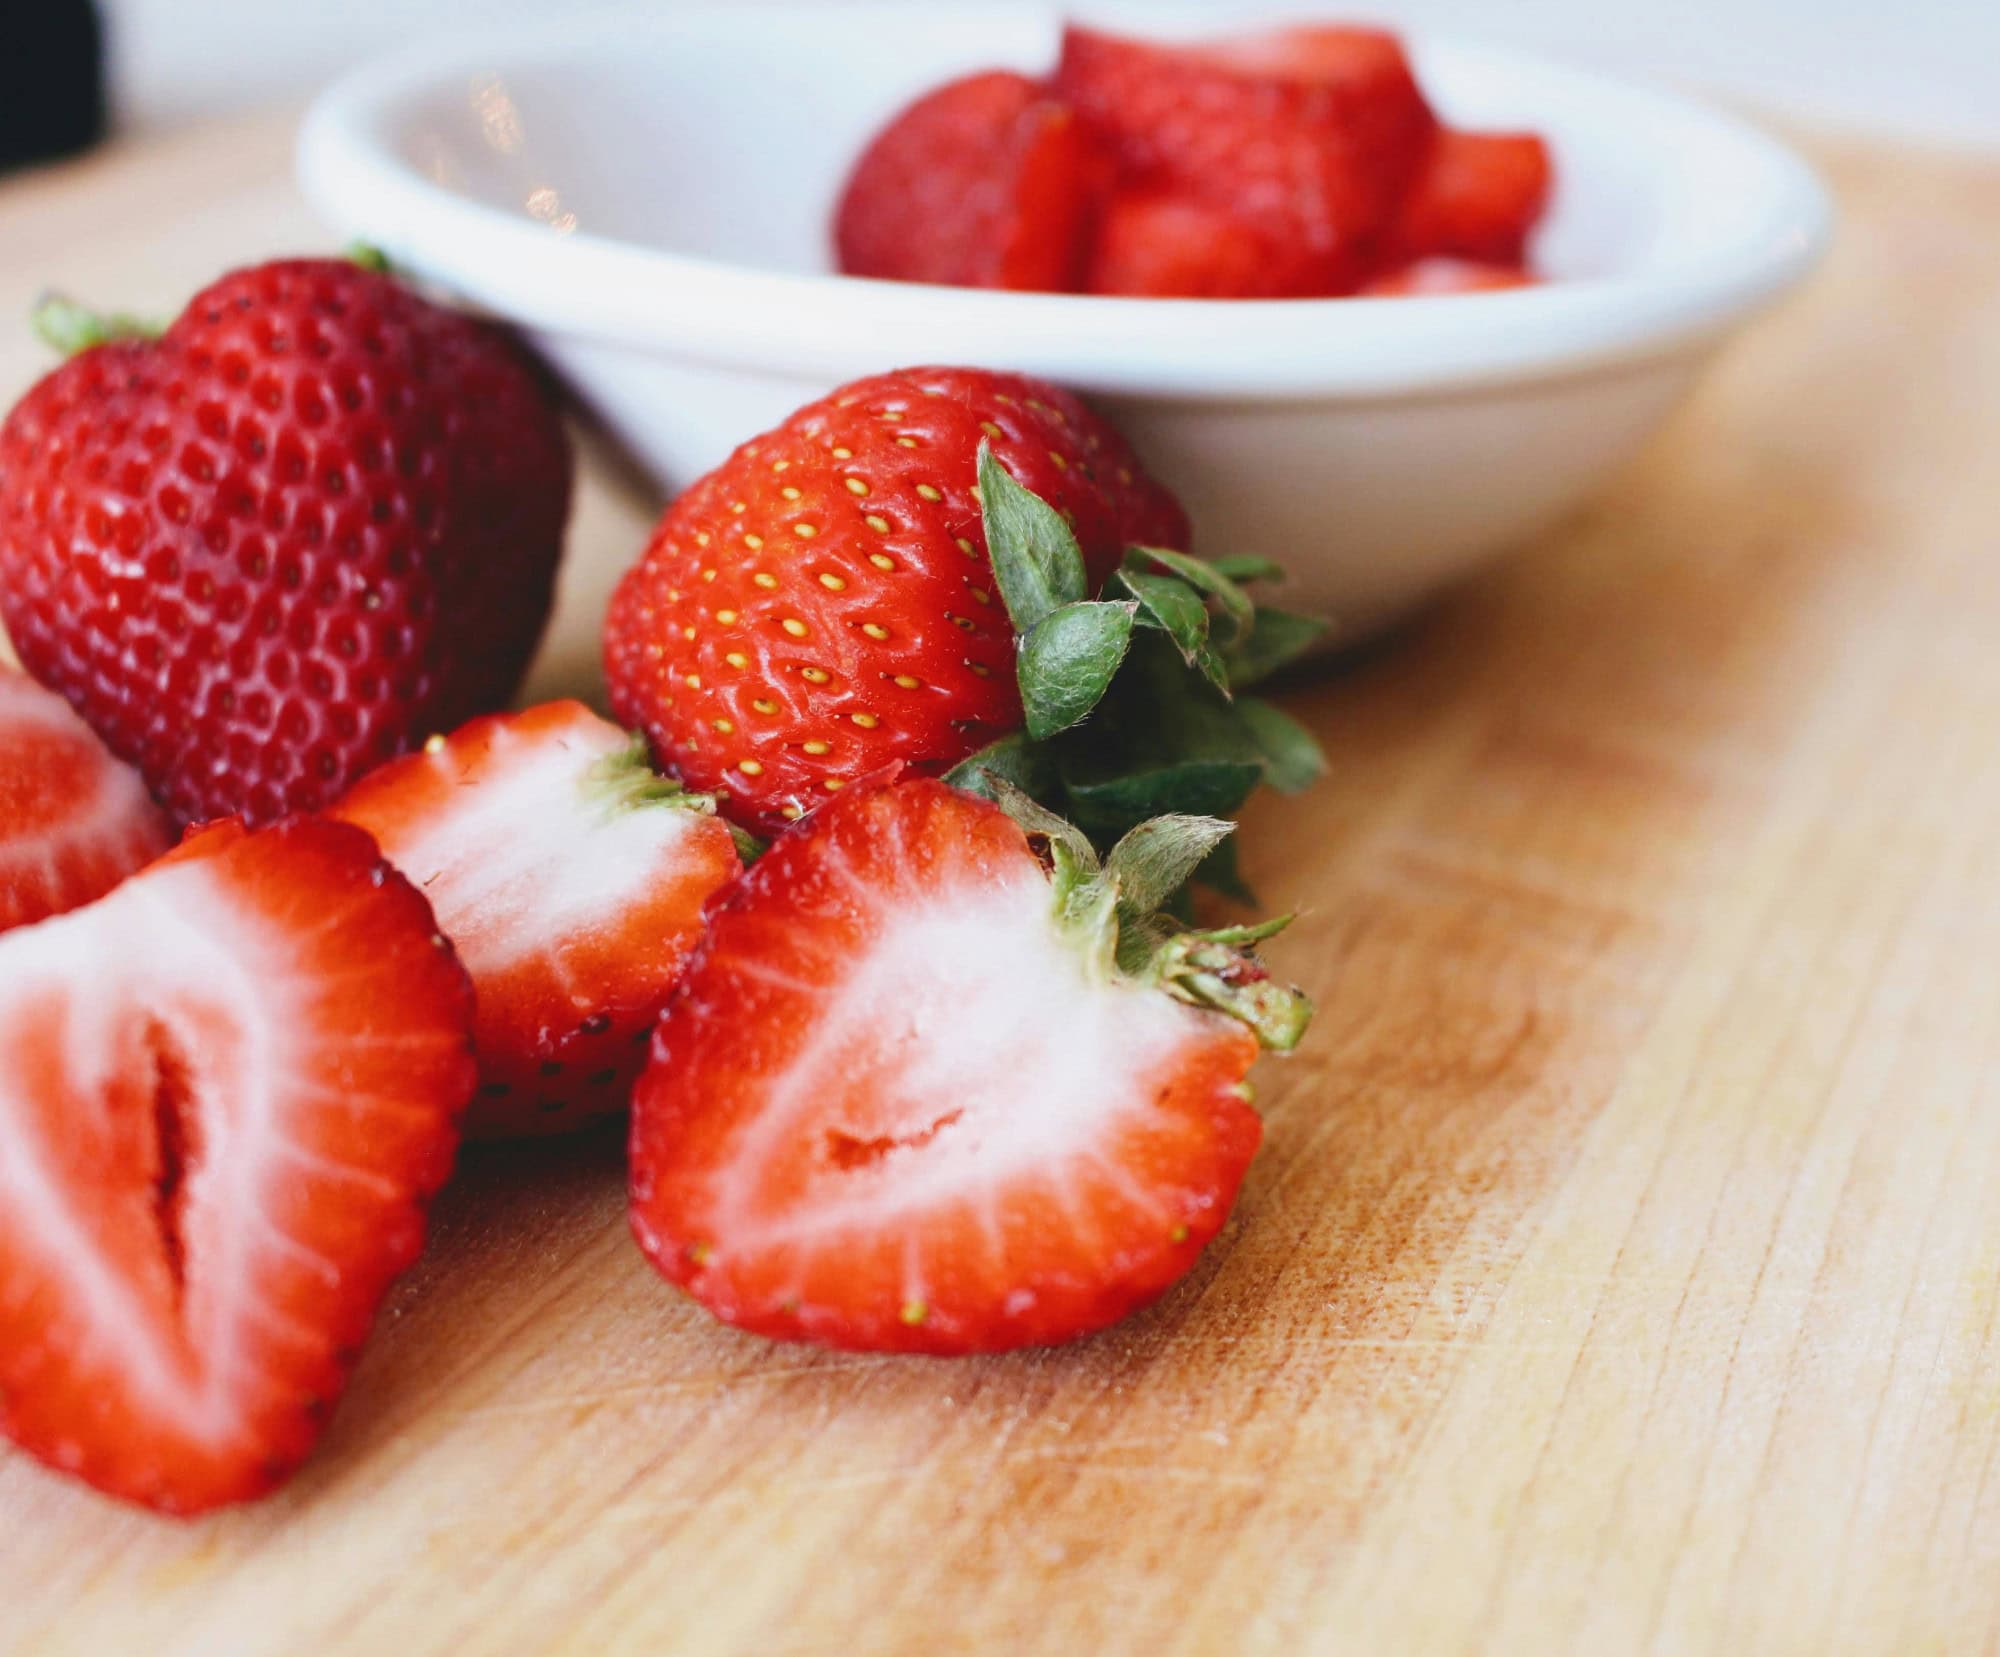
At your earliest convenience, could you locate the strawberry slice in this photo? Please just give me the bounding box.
[0,668,172,932]
[1391,130,1554,265]
[834,70,1112,291]
[1086,190,1343,298]
[629,775,1309,1355]
[1055,24,1436,288]
[0,816,475,1513]
[333,701,743,1137]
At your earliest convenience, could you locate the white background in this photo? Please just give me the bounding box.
[101,0,2000,148]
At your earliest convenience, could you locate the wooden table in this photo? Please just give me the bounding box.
[5,110,2000,1657]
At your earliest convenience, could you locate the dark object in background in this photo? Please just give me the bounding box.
[0,0,106,172]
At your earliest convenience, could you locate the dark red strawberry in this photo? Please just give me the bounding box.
[1055,24,1436,289]
[0,815,475,1513]
[629,774,1308,1355]
[0,258,572,829]
[333,700,743,1137]
[0,666,171,931]
[835,71,1112,291]
[1390,130,1553,265]
[603,367,1189,836]
[1086,190,1341,298]
[1363,258,1539,296]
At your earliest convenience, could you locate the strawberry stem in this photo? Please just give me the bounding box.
[31,293,163,357]
[1151,926,1313,1052]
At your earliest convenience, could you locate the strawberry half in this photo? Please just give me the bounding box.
[333,700,743,1137]
[1086,190,1342,298]
[1,666,171,932]
[1390,130,1554,266]
[834,71,1112,291]
[0,816,475,1513]
[629,774,1309,1355]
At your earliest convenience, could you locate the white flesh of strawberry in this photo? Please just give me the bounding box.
[0,855,310,1443]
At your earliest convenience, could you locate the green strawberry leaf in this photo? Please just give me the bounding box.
[1225,605,1330,689]
[1115,570,1231,693]
[1236,696,1326,793]
[1104,814,1236,925]
[1125,545,1255,638]
[978,442,1087,632]
[945,731,1063,808]
[1207,554,1289,585]
[1018,600,1137,741]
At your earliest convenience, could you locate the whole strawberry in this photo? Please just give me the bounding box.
[0,257,572,826]
[603,366,1188,836]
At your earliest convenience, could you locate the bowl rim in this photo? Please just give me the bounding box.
[296,3,1834,402]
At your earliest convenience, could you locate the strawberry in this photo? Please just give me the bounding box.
[333,700,744,1137]
[0,257,572,829]
[1390,130,1553,266]
[1085,190,1340,298]
[602,366,1191,836]
[834,71,1112,292]
[629,774,1308,1355]
[1363,259,1539,297]
[1054,24,1436,291]
[0,666,171,931]
[0,815,475,1513]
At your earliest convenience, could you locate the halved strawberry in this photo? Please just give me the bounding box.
[629,775,1309,1355]
[333,701,743,1137]
[1363,258,1538,296]
[0,667,172,931]
[1086,191,1341,298]
[1391,130,1553,266]
[0,816,475,1513]
[834,71,1112,292]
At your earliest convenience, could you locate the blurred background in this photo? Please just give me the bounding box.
[9,0,2000,169]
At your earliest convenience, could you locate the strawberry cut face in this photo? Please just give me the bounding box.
[630,778,1264,1355]
[0,818,474,1513]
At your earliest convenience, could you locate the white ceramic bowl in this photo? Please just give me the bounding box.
[298,4,1830,633]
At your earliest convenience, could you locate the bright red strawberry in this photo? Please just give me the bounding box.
[1390,130,1553,265]
[629,775,1308,1355]
[0,815,475,1513]
[603,367,1188,836]
[1055,24,1436,289]
[835,71,1112,292]
[1086,190,1340,298]
[333,700,742,1137]
[1363,258,1538,297]
[0,258,572,829]
[0,666,171,931]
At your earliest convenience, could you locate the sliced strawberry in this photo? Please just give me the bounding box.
[0,816,475,1513]
[333,701,743,1137]
[1391,130,1554,265]
[0,667,172,932]
[629,776,1309,1355]
[1363,258,1539,296]
[1055,24,1435,286]
[834,71,1112,292]
[1086,190,1341,298]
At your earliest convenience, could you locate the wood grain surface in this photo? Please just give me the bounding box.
[3,112,1999,1657]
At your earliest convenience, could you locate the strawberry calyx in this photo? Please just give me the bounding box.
[30,293,162,357]
[975,771,1311,1051]
[584,730,764,863]
[950,443,1331,884]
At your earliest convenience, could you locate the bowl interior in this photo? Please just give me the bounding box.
[379,4,1783,287]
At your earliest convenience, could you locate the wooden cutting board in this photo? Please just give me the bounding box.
[4,111,2000,1657]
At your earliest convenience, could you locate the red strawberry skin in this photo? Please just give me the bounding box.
[0,258,573,829]
[1086,190,1340,298]
[333,700,742,1136]
[1391,130,1553,266]
[0,667,171,931]
[1055,24,1436,291]
[603,367,1188,836]
[0,815,475,1514]
[629,776,1263,1356]
[835,71,1112,292]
